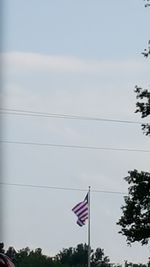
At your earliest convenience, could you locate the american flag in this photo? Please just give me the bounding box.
[72,193,88,226]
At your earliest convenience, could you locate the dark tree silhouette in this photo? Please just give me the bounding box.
[117,170,150,245]
[0,243,5,253]
[135,85,150,136]
[56,244,110,267]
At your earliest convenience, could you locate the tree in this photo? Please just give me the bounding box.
[6,247,17,262]
[136,2,150,136]
[144,0,150,8]
[14,247,55,267]
[124,261,147,267]
[117,170,150,245]
[0,243,5,253]
[135,85,150,136]
[56,244,89,267]
[55,244,110,267]
[91,248,110,267]
[142,40,150,58]
[117,1,150,246]
[135,40,150,137]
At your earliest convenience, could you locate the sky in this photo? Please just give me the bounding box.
[1,0,150,264]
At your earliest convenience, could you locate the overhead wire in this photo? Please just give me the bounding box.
[0,182,127,195]
[1,140,150,153]
[0,109,146,196]
[0,108,145,125]
[1,108,149,153]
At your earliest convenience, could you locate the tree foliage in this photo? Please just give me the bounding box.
[0,243,149,267]
[124,261,147,267]
[135,2,150,135]
[91,248,110,267]
[142,41,150,58]
[56,243,110,267]
[3,244,110,267]
[7,246,55,267]
[0,243,5,253]
[135,85,150,135]
[117,2,150,247]
[117,170,150,245]
[144,0,150,8]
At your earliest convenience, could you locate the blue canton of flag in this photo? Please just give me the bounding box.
[72,193,88,226]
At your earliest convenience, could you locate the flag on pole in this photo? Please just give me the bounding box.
[72,193,88,226]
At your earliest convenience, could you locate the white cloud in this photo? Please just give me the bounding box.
[1,51,149,74]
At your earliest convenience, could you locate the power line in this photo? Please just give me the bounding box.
[0,182,126,195]
[1,140,150,153]
[0,108,144,125]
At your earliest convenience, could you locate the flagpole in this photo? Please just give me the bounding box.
[88,186,91,267]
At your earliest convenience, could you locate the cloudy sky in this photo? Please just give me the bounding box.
[1,0,150,264]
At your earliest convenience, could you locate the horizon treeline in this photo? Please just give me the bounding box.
[0,243,149,267]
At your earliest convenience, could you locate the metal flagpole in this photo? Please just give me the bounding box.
[88,186,91,267]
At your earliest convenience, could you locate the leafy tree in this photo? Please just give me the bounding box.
[1,243,149,267]
[56,244,110,267]
[117,1,150,247]
[56,247,75,266]
[14,247,56,267]
[135,1,150,136]
[0,243,5,253]
[6,247,17,262]
[91,248,110,267]
[74,244,89,267]
[142,40,150,58]
[124,261,147,267]
[56,244,89,267]
[117,170,150,245]
[135,85,150,135]
[135,44,150,136]
[144,0,150,8]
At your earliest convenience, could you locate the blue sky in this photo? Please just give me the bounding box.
[3,0,150,58]
[1,0,150,264]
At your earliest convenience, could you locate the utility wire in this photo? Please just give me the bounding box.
[1,140,150,153]
[0,182,126,195]
[0,108,144,125]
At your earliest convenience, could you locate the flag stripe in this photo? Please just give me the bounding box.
[72,201,87,213]
[80,212,88,220]
[77,219,84,226]
[77,206,88,217]
[72,193,88,227]
[74,205,87,216]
